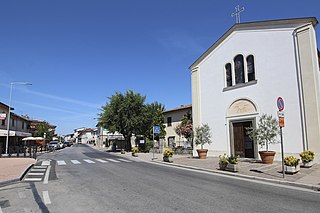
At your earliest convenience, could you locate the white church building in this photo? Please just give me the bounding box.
[190,17,320,160]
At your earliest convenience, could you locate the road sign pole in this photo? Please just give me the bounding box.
[280,126,285,178]
[152,130,155,160]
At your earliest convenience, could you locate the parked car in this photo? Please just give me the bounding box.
[47,141,59,151]
[58,142,64,149]
[63,141,72,147]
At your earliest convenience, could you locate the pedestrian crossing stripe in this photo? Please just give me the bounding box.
[105,158,120,163]
[57,160,67,165]
[95,159,107,163]
[117,158,132,162]
[71,160,81,164]
[27,173,45,176]
[24,178,42,182]
[83,159,95,164]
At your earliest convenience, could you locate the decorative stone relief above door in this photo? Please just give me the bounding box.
[227,99,257,117]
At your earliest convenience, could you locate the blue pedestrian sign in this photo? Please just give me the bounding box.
[153,126,160,134]
[277,97,284,111]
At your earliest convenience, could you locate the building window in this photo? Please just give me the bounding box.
[11,118,15,127]
[22,122,25,129]
[247,55,255,81]
[167,117,172,127]
[225,63,232,87]
[1,120,5,126]
[234,54,245,84]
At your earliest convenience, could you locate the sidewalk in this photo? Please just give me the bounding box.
[105,149,320,191]
[0,158,36,186]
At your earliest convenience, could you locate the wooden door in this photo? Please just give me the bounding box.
[233,123,245,157]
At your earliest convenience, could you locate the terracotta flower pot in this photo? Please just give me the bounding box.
[196,149,208,159]
[259,151,276,164]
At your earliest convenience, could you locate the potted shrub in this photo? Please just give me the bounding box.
[131,147,139,157]
[226,155,239,172]
[163,148,174,163]
[284,156,300,174]
[219,154,229,170]
[299,150,315,168]
[121,149,125,154]
[246,114,280,164]
[194,124,212,159]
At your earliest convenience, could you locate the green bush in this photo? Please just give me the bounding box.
[284,156,300,167]
[299,150,315,163]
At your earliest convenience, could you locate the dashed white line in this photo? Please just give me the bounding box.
[42,191,51,205]
[83,159,95,164]
[71,160,81,164]
[57,160,66,165]
[43,165,51,184]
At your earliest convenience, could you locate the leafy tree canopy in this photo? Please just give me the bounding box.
[33,122,55,141]
[98,90,165,150]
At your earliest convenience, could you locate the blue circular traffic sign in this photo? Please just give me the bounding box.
[277,97,284,111]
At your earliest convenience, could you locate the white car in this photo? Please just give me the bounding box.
[58,142,64,149]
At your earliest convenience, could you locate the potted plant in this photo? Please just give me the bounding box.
[226,155,239,172]
[131,147,139,157]
[299,150,315,168]
[121,149,125,154]
[194,124,212,159]
[163,148,174,163]
[219,154,229,170]
[284,156,300,174]
[246,114,280,164]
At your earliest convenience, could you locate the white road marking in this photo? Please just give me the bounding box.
[95,159,107,163]
[24,208,32,212]
[0,206,3,213]
[41,160,51,166]
[27,173,45,176]
[34,165,47,169]
[83,159,95,164]
[105,158,120,163]
[31,168,46,172]
[43,165,51,184]
[117,158,132,162]
[57,160,66,165]
[42,191,51,205]
[24,178,42,182]
[71,160,81,164]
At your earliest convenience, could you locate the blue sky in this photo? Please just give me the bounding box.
[0,0,319,135]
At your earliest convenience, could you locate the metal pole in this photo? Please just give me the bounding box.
[5,83,13,154]
[152,130,155,160]
[280,127,285,178]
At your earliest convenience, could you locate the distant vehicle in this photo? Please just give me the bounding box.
[63,141,72,147]
[58,142,64,149]
[47,141,59,151]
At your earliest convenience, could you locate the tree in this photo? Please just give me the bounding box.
[143,102,166,140]
[194,124,212,149]
[33,122,55,141]
[98,90,146,151]
[245,114,279,151]
[174,112,193,141]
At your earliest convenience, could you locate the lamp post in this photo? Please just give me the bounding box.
[5,82,32,154]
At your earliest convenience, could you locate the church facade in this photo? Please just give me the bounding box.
[190,17,320,159]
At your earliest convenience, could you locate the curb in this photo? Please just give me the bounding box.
[149,160,320,192]
[87,145,320,192]
[0,163,34,187]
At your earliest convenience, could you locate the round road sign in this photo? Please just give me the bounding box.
[277,97,284,111]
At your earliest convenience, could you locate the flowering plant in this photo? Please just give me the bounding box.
[284,156,300,167]
[163,148,174,157]
[299,150,315,163]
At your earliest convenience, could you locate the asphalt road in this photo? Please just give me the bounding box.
[1,144,320,213]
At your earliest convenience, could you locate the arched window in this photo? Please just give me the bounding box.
[234,55,244,84]
[225,63,232,87]
[247,55,255,81]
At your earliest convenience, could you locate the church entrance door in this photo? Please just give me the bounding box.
[233,121,254,158]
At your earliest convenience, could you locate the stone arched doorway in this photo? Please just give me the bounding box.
[227,99,258,158]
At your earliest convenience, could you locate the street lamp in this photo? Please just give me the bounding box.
[5,82,32,154]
